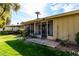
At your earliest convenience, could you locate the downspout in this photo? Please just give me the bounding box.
[56,23,59,41]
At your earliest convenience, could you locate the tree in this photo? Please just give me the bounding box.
[0,3,20,17]
[6,17,11,25]
[0,3,20,28]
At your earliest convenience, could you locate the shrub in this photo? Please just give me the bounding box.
[22,29,31,41]
[56,38,69,46]
[0,30,20,35]
[0,31,12,35]
[18,29,24,36]
[23,29,30,37]
[75,32,79,44]
[56,38,61,42]
[0,31,8,35]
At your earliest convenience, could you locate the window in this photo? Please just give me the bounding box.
[48,20,53,36]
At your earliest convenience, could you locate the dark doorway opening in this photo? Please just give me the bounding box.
[42,22,47,39]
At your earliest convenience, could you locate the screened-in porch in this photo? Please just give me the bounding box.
[25,20,53,39]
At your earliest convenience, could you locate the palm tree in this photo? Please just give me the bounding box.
[0,3,20,17]
[0,3,20,30]
[6,17,11,25]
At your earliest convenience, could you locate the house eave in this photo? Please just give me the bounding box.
[22,10,79,25]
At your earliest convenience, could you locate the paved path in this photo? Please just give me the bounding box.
[26,38,60,48]
[25,38,79,53]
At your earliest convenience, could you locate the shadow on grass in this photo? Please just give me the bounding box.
[5,40,78,56]
[5,40,54,56]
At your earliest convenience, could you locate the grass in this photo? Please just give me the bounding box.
[0,35,16,42]
[0,35,78,56]
[0,35,21,56]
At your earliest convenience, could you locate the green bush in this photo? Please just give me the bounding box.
[0,31,8,35]
[56,38,61,42]
[0,31,12,35]
[19,28,30,41]
[0,30,20,35]
[75,32,79,44]
[23,29,30,37]
[18,29,24,36]
[56,38,69,46]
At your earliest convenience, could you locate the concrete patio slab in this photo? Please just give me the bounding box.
[25,38,60,48]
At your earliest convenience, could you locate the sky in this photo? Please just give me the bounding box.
[11,0,79,24]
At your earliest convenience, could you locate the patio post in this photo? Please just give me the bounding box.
[29,24,31,35]
[40,22,42,38]
[46,21,48,38]
[34,22,36,35]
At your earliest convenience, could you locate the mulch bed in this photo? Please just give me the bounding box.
[57,43,79,52]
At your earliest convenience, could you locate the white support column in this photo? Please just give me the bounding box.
[34,22,36,35]
[29,24,31,35]
[40,22,42,38]
[39,22,41,35]
[47,21,48,38]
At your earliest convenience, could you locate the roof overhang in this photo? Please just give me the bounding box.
[22,10,79,25]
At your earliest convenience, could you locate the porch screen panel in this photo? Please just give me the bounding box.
[48,20,53,36]
[31,23,34,34]
[38,23,41,35]
[35,23,40,35]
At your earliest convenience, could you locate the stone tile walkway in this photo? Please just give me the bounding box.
[25,38,79,54]
[25,38,79,53]
[25,38,60,48]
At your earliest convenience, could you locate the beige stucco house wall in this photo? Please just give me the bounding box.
[22,10,79,44]
[52,13,79,44]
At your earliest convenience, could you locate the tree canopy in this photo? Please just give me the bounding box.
[0,3,20,28]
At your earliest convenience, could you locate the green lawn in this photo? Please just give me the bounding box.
[0,35,78,56]
[0,35,21,56]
